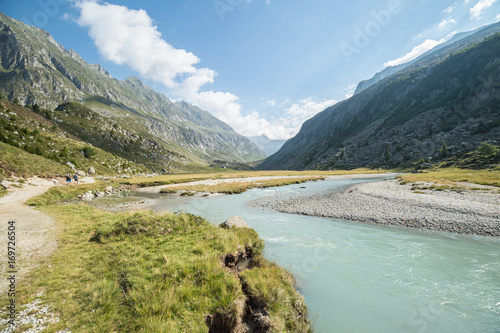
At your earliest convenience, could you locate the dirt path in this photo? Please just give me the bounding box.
[0,183,56,294]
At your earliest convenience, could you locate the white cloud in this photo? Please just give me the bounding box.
[266,0,271,5]
[439,18,458,27]
[383,32,456,68]
[343,84,357,99]
[384,40,441,67]
[496,14,500,21]
[75,1,298,139]
[76,1,204,88]
[267,100,277,107]
[470,0,497,19]
[260,98,337,140]
[442,6,456,13]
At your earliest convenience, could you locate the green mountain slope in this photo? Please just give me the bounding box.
[0,12,265,172]
[0,98,150,178]
[260,30,500,170]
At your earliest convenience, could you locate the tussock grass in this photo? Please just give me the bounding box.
[161,177,324,195]
[9,202,310,332]
[398,168,500,187]
[240,258,311,332]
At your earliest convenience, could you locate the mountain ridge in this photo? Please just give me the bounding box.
[0,12,265,172]
[259,27,500,170]
[354,22,500,95]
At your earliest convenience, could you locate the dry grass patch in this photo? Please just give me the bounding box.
[398,168,500,188]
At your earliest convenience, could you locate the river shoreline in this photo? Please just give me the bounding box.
[258,178,500,236]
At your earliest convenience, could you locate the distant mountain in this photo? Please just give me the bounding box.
[354,22,500,95]
[259,27,500,170]
[0,12,265,172]
[248,135,286,156]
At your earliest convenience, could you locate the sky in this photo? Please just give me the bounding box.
[1,0,499,140]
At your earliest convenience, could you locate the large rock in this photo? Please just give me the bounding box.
[220,216,249,229]
[66,161,76,170]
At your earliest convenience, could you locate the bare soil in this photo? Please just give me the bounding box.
[0,179,57,294]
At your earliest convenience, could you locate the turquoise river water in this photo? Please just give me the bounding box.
[141,177,499,333]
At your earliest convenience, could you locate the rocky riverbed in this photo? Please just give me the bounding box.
[257,179,500,236]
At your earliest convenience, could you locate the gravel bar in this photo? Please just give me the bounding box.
[259,179,500,236]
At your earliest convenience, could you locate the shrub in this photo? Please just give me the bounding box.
[82,146,96,159]
[60,146,69,158]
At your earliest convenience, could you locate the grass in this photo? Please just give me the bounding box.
[0,141,67,178]
[160,177,324,195]
[26,180,120,206]
[240,258,310,332]
[7,205,310,332]
[398,168,500,188]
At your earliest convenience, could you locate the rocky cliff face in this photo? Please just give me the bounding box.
[260,29,500,170]
[0,13,265,170]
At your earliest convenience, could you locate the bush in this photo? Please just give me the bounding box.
[82,146,96,159]
[60,147,69,158]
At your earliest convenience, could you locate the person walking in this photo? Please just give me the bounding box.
[73,172,79,185]
[65,171,72,185]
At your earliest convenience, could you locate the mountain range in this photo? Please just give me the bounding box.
[0,12,265,172]
[249,135,286,156]
[259,22,500,170]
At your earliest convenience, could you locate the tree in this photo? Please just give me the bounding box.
[478,142,499,157]
[439,142,448,158]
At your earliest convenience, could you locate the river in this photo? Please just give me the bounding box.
[138,177,500,333]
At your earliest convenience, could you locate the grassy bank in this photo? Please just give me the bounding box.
[5,188,311,332]
[398,168,500,188]
[160,177,324,195]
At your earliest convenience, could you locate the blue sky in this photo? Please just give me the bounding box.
[1,0,499,139]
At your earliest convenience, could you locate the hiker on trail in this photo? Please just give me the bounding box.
[74,172,79,185]
[65,172,72,185]
[88,168,92,176]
